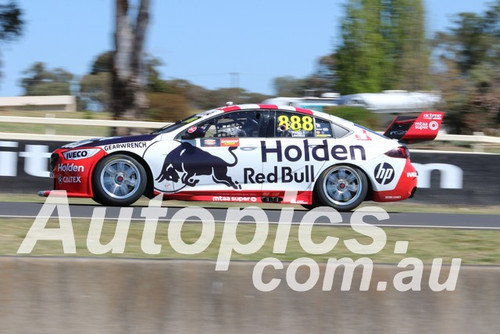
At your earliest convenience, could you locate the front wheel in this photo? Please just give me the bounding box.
[92,154,147,206]
[316,165,368,211]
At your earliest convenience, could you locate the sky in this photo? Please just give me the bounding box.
[0,0,492,97]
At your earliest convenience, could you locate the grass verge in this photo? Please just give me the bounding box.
[2,218,499,265]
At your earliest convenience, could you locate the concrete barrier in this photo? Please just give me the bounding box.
[411,152,500,205]
[0,257,498,333]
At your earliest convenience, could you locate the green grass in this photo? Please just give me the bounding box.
[2,218,499,264]
[3,192,498,265]
[0,122,111,136]
[0,110,113,136]
[0,110,112,119]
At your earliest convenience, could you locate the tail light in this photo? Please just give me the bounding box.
[385,146,410,159]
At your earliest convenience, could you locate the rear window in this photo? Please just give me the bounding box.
[353,123,386,139]
[331,123,351,138]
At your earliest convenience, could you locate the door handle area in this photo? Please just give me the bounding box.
[240,146,258,151]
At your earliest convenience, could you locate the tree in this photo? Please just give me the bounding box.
[21,62,73,96]
[334,0,386,94]
[306,54,336,94]
[80,52,112,111]
[81,51,164,112]
[91,51,113,75]
[272,55,336,97]
[334,0,430,94]
[0,1,22,40]
[147,78,269,112]
[146,92,191,122]
[144,54,167,93]
[434,1,499,76]
[390,0,430,90]
[0,1,23,80]
[111,0,150,134]
[273,76,307,97]
[80,71,111,111]
[433,0,500,134]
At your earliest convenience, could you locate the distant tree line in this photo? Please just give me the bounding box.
[0,1,23,81]
[19,51,269,122]
[273,0,499,134]
[274,0,429,96]
[433,1,500,134]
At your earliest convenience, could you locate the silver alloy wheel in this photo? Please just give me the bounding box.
[99,158,141,199]
[322,165,363,207]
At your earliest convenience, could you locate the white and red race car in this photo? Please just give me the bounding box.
[40,104,443,211]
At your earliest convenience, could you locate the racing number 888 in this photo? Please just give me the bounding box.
[278,115,314,131]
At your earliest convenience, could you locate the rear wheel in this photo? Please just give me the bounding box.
[316,165,368,211]
[301,195,321,210]
[92,154,147,206]
[301,203,317,210]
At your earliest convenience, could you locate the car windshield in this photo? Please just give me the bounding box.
[150,109,218,134]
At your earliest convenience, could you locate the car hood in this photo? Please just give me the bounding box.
[61,134,159,149]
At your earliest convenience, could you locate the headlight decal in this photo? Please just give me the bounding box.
[62,148,101,160]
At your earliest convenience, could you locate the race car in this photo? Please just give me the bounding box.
[39,104,443,211]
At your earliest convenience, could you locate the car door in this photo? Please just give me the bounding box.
[259,110,335,204]
[165,110,267,197]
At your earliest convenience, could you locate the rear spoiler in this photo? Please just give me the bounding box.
[383,111,444,144]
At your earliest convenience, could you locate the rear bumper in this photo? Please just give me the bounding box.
[372,159,417,202]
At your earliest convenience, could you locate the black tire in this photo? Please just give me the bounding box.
[92,154,147,206]
[316,165,368,211]
[301,194,321,210]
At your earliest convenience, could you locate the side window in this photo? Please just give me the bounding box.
[331,123,351,138]
[314,118,333,138]
[275,111,315,137]
[273,111,338,139]
[196,110,262,138]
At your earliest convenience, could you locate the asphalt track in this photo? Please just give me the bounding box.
[0,201,499,229]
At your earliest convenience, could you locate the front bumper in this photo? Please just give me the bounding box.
[44,147,106,198]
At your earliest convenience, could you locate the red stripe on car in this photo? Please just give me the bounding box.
[221,105,241,112]
[258,104,279,109]
[294,107,314,115]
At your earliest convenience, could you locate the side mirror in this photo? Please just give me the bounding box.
[181,126,205,139]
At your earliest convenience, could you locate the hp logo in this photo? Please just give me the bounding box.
[374,163,395,185]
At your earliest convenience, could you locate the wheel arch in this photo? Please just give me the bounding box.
[312,162,373,205]
[92,150,155,199]
[352,164,374,201]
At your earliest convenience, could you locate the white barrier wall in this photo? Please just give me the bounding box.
[0,257,498,334]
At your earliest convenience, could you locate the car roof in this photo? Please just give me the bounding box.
[216,103,354,128]
[218,103,312,115]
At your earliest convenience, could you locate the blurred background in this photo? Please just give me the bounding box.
[0,0,497,140]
